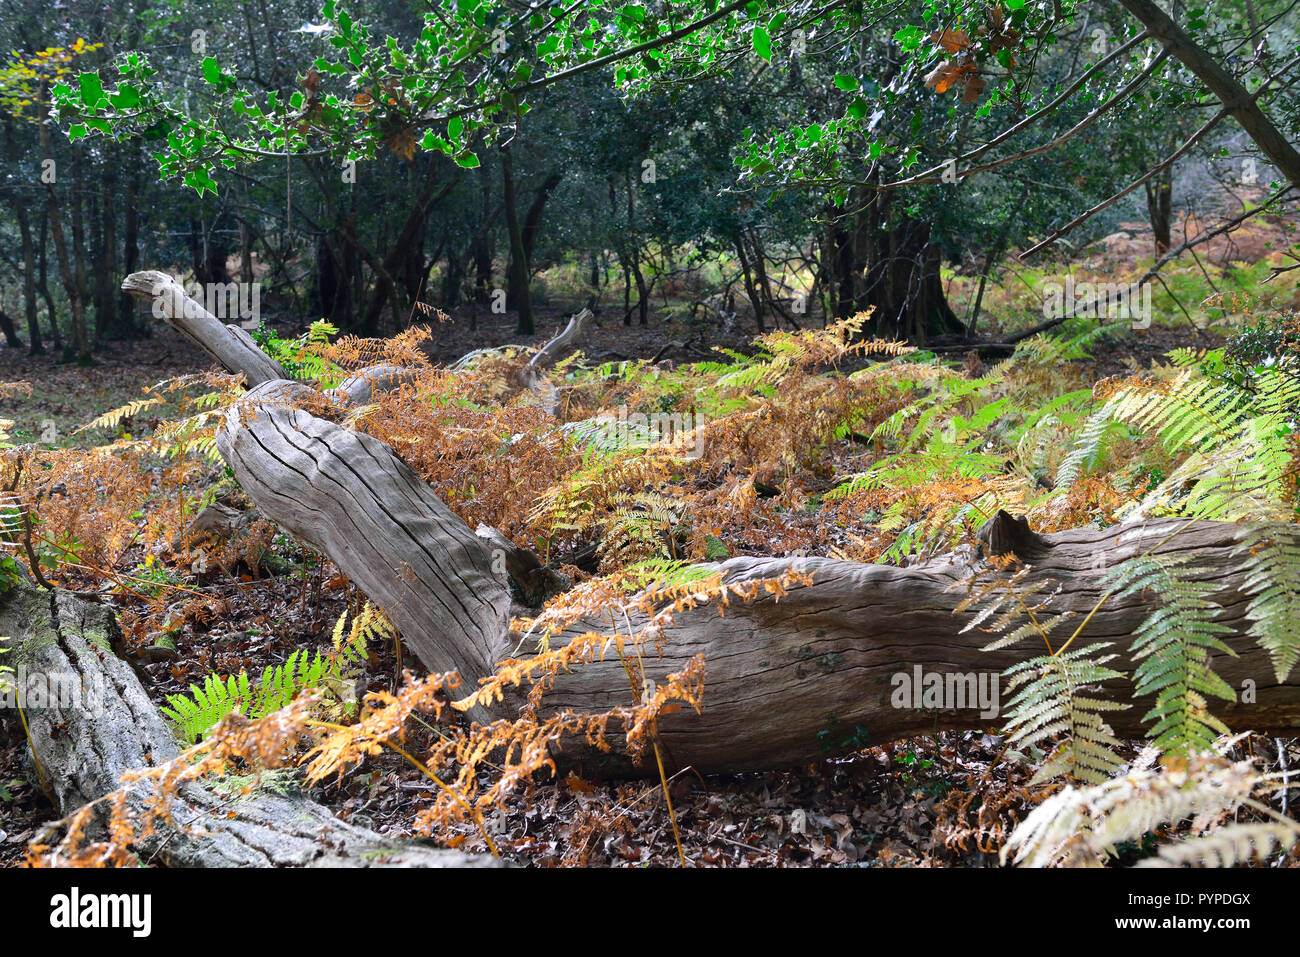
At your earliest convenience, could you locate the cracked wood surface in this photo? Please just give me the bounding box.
[216,380,511,692]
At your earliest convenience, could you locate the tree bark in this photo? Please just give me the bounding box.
[37,204,61,351]
[518,171,563,278]
[1145,163,1174,256]
[14,201,42,354]
[0,308,22,348]
[501,147,533,334]
[116,159,141,339]
[828,191,965,342]
[38,86,89,363]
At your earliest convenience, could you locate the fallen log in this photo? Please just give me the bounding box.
[519,308,594,389]
[123,272,1300,777]
[122,270,286,386]
[0,578,498,866]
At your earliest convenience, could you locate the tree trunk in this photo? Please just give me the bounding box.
[0,308,22,348]
[1145,164,1174,256]
[521,171,564,268]
[70,145,92,353]
[733,232,765,333]
[827,192,965,343]
[117,160,141,339]
[501,147,532,334]
[15,201,42,354]
[37,205,61,351]
[94,154,119,340]
[121,271,285,382]
[38,91,89,363]
[217,386,1300,772]
[357,161,456,333]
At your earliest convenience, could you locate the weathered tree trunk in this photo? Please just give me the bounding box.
[120,272,1300,780]
[827,191,965,343]
[122,271,286,384]
[0,580,497,867]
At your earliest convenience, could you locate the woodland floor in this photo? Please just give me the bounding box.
[0,305,1291,868]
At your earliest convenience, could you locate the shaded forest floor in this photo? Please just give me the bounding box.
[0,294,1293,867]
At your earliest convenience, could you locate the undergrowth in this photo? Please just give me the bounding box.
[6,298,1300,868]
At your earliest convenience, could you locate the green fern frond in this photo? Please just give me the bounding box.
[1105,367,1298,520]
[161,642,364,743]
[1234,522,1300,682]
[1001,644,1130,784]
[957,566,1127,783]
[1104,554,1236,755]
[1054,408,1120,489]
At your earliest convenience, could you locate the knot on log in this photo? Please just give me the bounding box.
[977,510,1042,559]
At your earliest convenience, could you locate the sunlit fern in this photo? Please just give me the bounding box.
[1234,522,1300,682]
[1003,748,1298,867]
[1106,366,1299,520]
[1102,554,1236,755]
[957,566,1128,784]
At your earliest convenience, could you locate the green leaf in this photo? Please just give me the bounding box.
[78,72,104,108]
[453,150,481,168]
[752,26,771,62]
[833,74,859,91]
[109,85,141,109]
[183,167,218,197]
[893,25,924,50]
[201,57,222,85]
